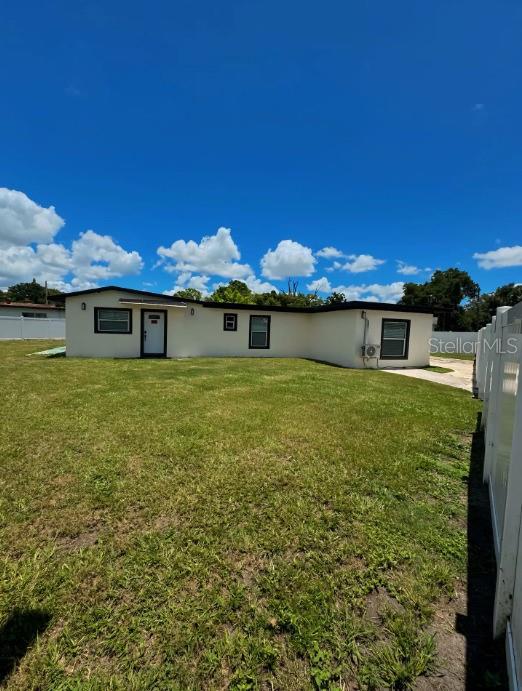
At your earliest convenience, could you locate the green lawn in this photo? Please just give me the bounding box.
[0,341,481,689]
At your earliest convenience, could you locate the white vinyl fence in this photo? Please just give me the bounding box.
[0,316,65,340]
[430,331,478,354]
[477,302,522,690]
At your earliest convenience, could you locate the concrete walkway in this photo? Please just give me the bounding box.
[381,356,474,392]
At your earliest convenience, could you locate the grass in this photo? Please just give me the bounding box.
[431,352,475,361]
[423,366,454,374]
[0,340,481,689]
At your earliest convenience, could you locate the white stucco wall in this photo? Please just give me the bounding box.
[64,290,432,368]
[166,306,311,359]
[66,291,142,357]
[362,310,433,368]
[307,310,360,367]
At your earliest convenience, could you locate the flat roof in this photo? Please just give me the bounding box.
[53,285,433,315]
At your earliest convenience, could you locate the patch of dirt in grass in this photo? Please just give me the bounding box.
[56,529,99,551]
[365,586,405,624]
[415,586,467,690]
[53,510,105,551]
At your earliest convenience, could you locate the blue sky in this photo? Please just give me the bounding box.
[1,0,521,300]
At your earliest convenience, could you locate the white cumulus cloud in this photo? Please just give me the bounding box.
[307,277,332,293]
[70,230,143,281]
[157,227,251,279]
[342,254,385,273]
[261,240,316,279]
[473,245,522,269]
[325,261,343,273]
[396,260,421,275]
[0,188,143,290]
[165,274,211,296]
[316,246,344,259]
[332,281,404,303]
[0,187,65,248]
[244,274,277,293]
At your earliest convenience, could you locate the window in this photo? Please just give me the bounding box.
[22,312,47,318]
[223,313,237,331]
[249,315,271,349]
[380,319,410,359]
[94,307,132,334]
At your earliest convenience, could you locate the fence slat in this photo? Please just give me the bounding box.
[493,334,522,636]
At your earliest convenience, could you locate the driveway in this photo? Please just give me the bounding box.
[381,356,474,393]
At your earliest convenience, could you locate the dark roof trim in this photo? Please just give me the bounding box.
[54,285,433,315]
[200,300,433,314]
[51,285,195,304]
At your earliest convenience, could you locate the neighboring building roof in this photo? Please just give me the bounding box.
[53,285,433,315]
[0,301,64,311]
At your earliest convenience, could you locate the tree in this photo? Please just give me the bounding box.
[6,279,62,304]
[399,268,479,330]
[173,288,203,301]
[210,280,254,304]
[326,292,346,305]
[400,268,478,307]
[207,279,324,307]
[461,283,522,330]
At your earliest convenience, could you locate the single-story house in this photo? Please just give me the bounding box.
[0,301,65,318]
[54,286,433,368]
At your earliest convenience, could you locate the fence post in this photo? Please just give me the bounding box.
[492,327,522,637]
[483,308,511,482]
[476,327,484,399]
[482,321,494,429]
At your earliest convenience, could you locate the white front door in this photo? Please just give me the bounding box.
[142,310,166,356]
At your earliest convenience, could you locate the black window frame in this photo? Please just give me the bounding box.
[223,313,238,331]
[94,307,133,334]
[249,314,271,349]
[380,318,411,360]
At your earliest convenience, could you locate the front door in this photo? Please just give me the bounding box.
[141,310,167,357]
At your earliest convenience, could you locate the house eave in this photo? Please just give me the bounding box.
[53,285,433,315]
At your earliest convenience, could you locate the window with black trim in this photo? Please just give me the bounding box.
[22,312,47,318]
[94,307,132,334]
[380,318,410,359]
[223,313,237,331]
[249,315,270,349]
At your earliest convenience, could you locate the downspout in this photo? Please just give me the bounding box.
[361,310,369,368]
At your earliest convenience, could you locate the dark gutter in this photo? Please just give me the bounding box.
[51,285,197,304]
[201,300,433,314]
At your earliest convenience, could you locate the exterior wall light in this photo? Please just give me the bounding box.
[81,302,86,311]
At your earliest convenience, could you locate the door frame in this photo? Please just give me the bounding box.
[140,309,168,358]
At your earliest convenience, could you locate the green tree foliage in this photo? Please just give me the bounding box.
[208,280,324,307]
[6,279,62,304]
[400,268,478,308]
[210,280,254,304]
[173,288,203,301]
[399,268,479,330]
[325,292,346,305]
[461,283,522,330]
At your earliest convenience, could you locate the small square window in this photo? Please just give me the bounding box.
[224,313,237,331]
